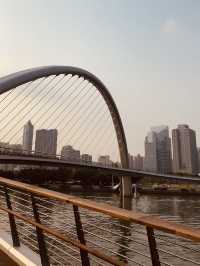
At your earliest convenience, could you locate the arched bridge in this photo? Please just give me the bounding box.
[0,66,133,195]
[0,66,199,196]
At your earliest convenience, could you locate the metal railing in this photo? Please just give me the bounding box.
[0,176,200,265]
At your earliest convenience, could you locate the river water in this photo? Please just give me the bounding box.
[43,185,200,265]
[53,187,200,228]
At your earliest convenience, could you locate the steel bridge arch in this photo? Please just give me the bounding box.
[0,66,129,171]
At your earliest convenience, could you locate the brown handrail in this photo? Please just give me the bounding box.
[0,176,200,242]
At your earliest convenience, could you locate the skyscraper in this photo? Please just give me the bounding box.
[22,120,33,154]
[172,125,198,175]
[144,131,157,172]
[144,126,172,173]
[35,129,57,157]
[152,126,172,174]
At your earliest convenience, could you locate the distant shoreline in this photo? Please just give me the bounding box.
[43,183,200,196]
[137,188,200,196]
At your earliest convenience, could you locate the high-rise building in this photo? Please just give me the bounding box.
[134,154,144,171]
[144,131,157,172]
[22,120,33,154]
[81,154,92,163]
[61,145,80,161]
[172,125,198,175]
[144,126,172,173]
[35,129,57,157]
[152,126,172,174]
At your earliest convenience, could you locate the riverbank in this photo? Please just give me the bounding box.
[42,182,200,196]
[136,183,200,196]
[137,188,200,196]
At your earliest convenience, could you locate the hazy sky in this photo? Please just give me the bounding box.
[0,0,200,155]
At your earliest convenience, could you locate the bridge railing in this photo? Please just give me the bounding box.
[0,176,200,266]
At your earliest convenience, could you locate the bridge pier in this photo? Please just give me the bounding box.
[121,176,132,197]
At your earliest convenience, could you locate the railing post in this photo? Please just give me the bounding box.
[73,205,90,266]
[146,226,161,266]
[4,186,20,247]
[31,194,50,266]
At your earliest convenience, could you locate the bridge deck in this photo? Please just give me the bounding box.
[0,250,19,266]
[0,154,200,182]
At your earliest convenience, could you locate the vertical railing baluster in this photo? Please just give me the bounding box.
[4,186,20,247]
[73,205,90,266]
[146,226,161,266]
[31,194,50,266]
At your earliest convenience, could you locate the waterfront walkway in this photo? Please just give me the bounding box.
[0,250,18,266]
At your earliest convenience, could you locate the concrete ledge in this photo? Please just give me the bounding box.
[0,230,41,266]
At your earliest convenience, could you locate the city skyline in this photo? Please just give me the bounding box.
[6,120,200,160]
[21,120,200,158]
[20,121,200,175]
[1,119,200,174]
[0,1,200,155]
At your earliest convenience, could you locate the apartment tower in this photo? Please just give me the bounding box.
[172,125,198,175]
[144,126,172,173]
[144,131,157,172]
[35,129,57,157]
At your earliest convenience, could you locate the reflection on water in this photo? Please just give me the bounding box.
[132,194,200,227]
[56,187,200,265]
[69,189,200,228]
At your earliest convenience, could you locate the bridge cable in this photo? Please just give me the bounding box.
[0,88,16,106]
[0,76,54,141]
[30,75,82,134]
[0,81,34,121]
[60,98,106,155]
[56,89,102,152]
[37,77,87,155]
[52,84,95,140]
[6,75,64,143]
[10,74,73,145]
[83,115,118,163]
[71,108,109,158]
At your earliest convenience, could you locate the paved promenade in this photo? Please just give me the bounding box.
[0,250,18,266]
